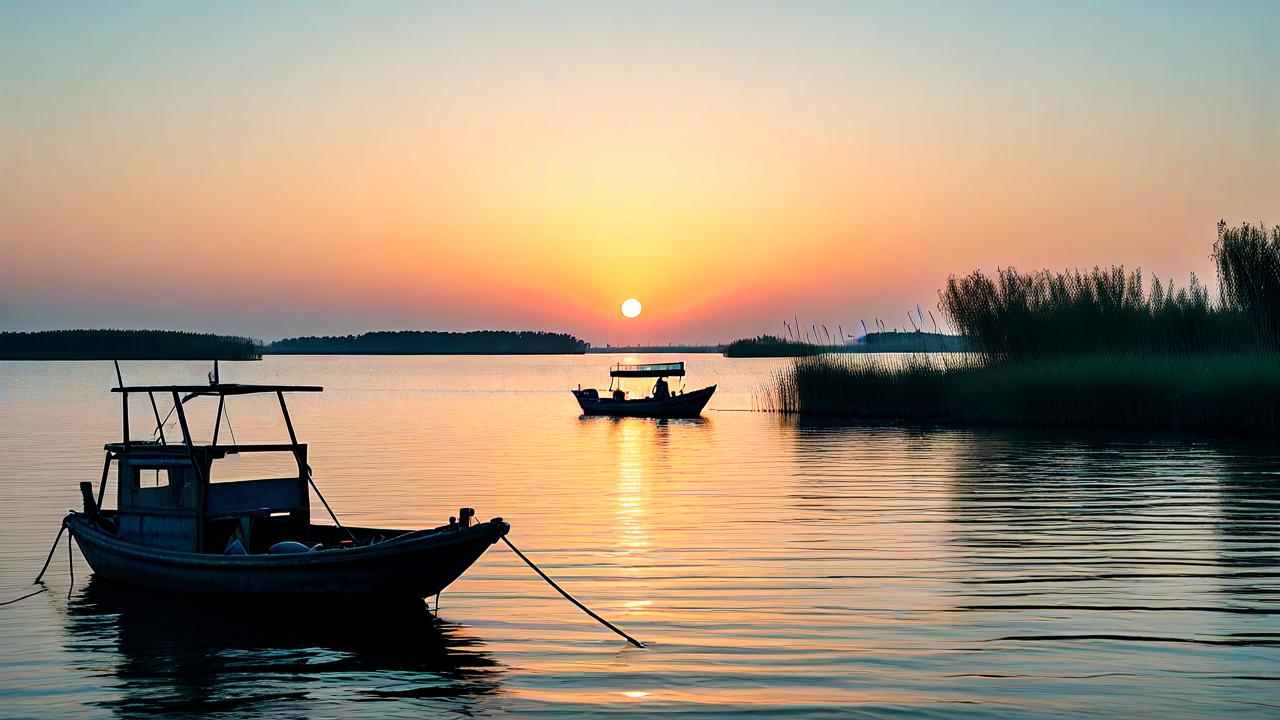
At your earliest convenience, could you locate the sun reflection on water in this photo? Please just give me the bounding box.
[614,419,655,555]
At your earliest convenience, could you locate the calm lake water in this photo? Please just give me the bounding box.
[1,355,1278,718]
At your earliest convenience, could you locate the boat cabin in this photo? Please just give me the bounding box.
[92,381,324,554]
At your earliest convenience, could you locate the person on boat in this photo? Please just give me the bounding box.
[653,376,670,400]
[613,387,625,401]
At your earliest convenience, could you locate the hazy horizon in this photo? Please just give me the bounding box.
[3,1,1277,344]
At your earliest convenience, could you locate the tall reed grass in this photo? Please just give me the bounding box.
[940,222,1279,359]
[769,222,1280,434]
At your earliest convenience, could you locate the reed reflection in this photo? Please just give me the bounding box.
[942,430,1229,593]
[931,429,1280,692]
[1211,446,1280,601]
[61,578,504,718]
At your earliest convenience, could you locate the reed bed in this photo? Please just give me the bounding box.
[769,222,1280,434]
[764,352,1280,434]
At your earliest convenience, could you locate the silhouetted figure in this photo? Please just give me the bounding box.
[653,377,670,400]
[613,387,625,401]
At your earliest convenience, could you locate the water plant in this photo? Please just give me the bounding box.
[768,222,1280,434]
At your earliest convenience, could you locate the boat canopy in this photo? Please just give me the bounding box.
[111,383,323,395]
[610,361,685,378]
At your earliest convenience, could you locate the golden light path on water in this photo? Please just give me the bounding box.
[0,355,1276,718]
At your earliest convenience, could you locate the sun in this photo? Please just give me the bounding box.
[620,298,642,319]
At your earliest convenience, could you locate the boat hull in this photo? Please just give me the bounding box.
[573,384,716,418]
[68,514,508,599]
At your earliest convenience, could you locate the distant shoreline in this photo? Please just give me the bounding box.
[0,330,262,361]
[268,330,588,355]
[261,350,588,356]
[0,329,593,359]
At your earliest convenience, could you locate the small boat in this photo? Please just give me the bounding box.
[65,371,508,600]
[572,361,715,418]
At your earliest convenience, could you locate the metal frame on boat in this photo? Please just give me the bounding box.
[65,370,507,599]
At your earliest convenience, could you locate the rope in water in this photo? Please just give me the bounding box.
[34,523,67,584]
[500,535,645,649]
[0,522,69,606]
[0,587,48,606]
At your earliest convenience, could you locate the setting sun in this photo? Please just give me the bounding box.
[621,298,642,319]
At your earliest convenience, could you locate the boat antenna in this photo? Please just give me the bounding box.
[929,310,939,333]
[861,319,869,340]
[908,312,919,332]
[113,360,124,389]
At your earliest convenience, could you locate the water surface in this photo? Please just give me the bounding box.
[1,356,1277,718]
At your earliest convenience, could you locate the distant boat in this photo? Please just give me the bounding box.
[65,373,507,600]
[572,361,715,418]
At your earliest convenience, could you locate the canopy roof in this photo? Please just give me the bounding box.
[112,383,323,395]
[610,361,685,378]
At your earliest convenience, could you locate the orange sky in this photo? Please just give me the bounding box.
[2,2,1277,344]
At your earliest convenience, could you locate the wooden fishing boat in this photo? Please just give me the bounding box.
[572,361,715,418]
[64,372,508,600]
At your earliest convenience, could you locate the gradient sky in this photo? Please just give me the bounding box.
[2,1,1277,344]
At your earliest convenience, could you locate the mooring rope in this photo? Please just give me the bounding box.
[500,535,645,648]
[0,587,48,606]
[34,523,67,584]
[304,464,357,543]
[67,532,74,594]
[1,522,70,606]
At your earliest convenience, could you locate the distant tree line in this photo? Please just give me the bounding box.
[723,335,821,358]
[0,330,263,360]
[267,330,589,355]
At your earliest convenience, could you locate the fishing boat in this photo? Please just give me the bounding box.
[572,361,715,418]
[63,370,508,600]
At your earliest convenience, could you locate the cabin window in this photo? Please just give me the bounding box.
[207,451,300,483]
[130,466,197,510]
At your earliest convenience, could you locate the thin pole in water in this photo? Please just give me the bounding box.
[501,536,645,648]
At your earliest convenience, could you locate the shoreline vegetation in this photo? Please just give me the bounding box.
[725,335,820,358]
[0,330,263,360]
[266,330,588,355]
[724,332,969,357]
[0,329,591,359]
[764,221,1280,434]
